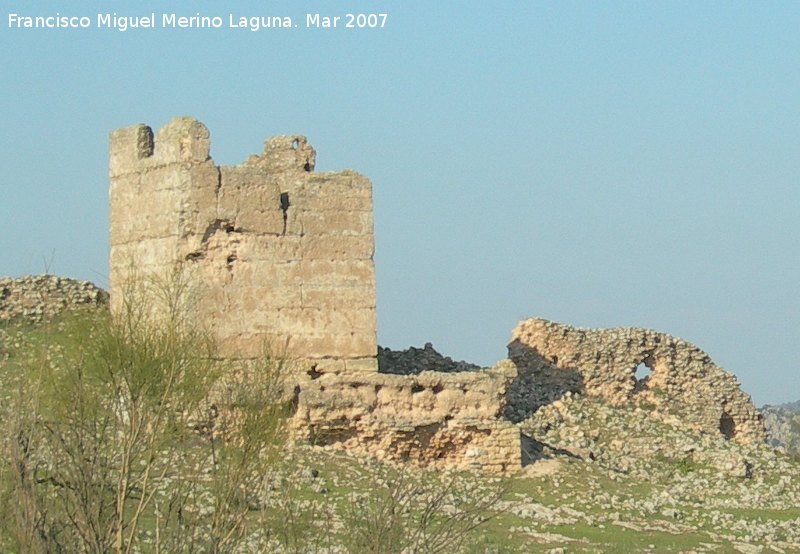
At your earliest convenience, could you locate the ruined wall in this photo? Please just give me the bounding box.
[377,343,481,374]
[109,117,376,370]
[293,361,521,473]
[507,318,765,444]
[0,275,107,324]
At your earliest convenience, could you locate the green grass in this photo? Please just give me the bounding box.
[720,506,800,522]
[545,522,717,551]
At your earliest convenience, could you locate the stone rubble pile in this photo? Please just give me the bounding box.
[0,275,107,324]
[377,343,480,374]
[512,392,800,548]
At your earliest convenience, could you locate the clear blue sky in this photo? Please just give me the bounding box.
[1,1,798,406]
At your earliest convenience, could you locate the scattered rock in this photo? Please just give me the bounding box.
[378,343,481,375]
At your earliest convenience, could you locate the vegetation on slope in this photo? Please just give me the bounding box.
[1,276,799,552]
[0,281,502,553]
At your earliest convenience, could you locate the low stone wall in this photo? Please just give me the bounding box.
[508,318,765,444]
[0,275,108,324]
[292,361,521,473]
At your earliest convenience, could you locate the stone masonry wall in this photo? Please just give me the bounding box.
[293,361,521,473]
[109,117,376,371]
[508,318,765,444]
[109,117,520,473]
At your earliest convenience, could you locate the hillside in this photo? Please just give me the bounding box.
[2,276,800,552]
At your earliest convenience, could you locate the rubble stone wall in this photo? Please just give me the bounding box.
[109,117,377,370]
[0,275,107,324]
[292,361,521,473]
[508,318,765,444]
[106,117,765,472]
[377,343,481,374]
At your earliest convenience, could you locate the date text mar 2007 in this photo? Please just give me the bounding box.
[306,13,387,29]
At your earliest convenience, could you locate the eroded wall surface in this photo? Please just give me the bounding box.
[508,318,765,444]
[109,117,377,370]
[293,361,521,473]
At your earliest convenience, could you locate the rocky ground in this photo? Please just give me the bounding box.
[257,398,800,552]
[354,342,800,552]
[506,392,800,552]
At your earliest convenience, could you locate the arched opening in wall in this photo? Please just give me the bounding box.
[633,362,652,392]
[720,412,736,440]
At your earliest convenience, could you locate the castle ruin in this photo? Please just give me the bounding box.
[104,116,764,474]
[507,318,765,444]
[108,117,521,473]
[109,117,376,372]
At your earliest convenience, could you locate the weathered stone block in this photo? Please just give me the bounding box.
[151,116,211,165]
[289,332,376,360]
[296,210,373,237]
[299,259,375,287]
[302,285,376,309]
[110,238,181,269]
[236,235,302,263]
[301,235,375,261]
[345,357,379,372]
[108,124,153,177]
[277,307,375,336]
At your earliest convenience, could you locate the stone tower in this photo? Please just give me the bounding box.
[108,116,377,372]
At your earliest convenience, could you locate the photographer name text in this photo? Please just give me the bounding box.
[7,12,388,32]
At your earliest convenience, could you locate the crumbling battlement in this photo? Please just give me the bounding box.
[109,117,376,370]
[507,318,765,444]
[293,361,521,473]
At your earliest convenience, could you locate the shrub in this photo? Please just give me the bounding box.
[341,464,505,554]
[0,275,290,553]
